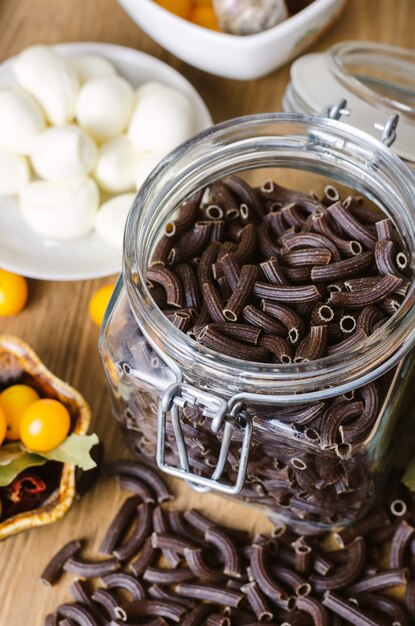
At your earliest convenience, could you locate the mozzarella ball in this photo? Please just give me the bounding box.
[0,89,46,155]
[95,193,135,250]
[13,44,80,125]
[20,178,99,240]
[128,86,194,153]
[0,148,30,196]
[135,152,164,191]
[76,76,135,142]
[71,54,117,83]
[135,81,165,101]
[31,125,98,181]
[94,136,142,193]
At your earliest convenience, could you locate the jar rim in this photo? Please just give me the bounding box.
[123,112,415,400]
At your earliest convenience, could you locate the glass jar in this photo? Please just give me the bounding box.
[100,113,415,532]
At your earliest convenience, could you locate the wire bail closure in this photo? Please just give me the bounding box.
[324,98,351,120]
[374,114,399,147]
[157,382,253,494]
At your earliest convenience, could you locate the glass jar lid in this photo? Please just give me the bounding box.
[282,41,415,165]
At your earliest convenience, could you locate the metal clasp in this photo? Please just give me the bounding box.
[324,98,399,148]
[324,98,351,121]
[157,382,252,495]
[374,114,399,147]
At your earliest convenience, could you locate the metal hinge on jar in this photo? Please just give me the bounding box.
[157,382,253,495]
[324,98,399,147]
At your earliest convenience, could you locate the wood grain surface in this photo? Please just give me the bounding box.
[0,1,413,623]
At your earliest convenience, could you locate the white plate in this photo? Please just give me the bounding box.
[0,42,212,281]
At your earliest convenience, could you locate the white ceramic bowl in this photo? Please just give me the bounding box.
[0,42,212,281]
[118,0,347,80]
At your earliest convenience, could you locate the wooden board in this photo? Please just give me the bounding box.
[0,0,413,622]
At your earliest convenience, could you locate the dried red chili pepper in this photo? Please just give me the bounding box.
[1,473,48,516]
[7,474,47,503]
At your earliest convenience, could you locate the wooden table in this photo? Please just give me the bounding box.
[0,0,413,622]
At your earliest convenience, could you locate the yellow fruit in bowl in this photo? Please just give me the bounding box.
[0,405,7,446]
[190,5,220,29]
[0,384,40,441]
[157,0,192,19]
[19,398,71,452]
